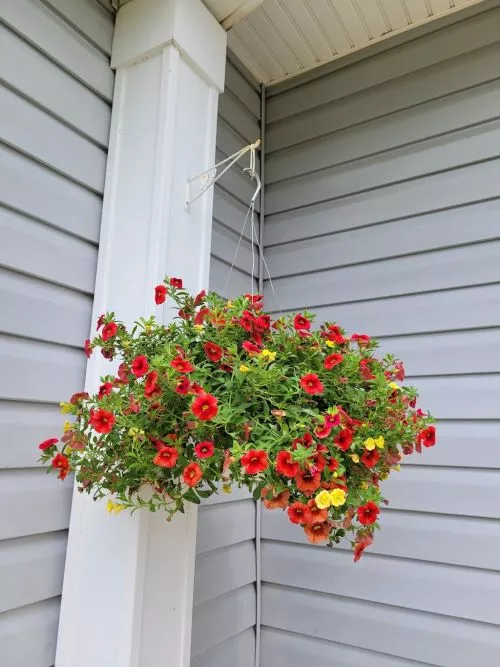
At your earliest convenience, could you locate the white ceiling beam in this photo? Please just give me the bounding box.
[221,0,264,30]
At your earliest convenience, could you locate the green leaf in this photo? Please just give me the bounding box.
[183,488,200,504]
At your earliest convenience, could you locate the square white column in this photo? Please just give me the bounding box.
[55,2,226,666]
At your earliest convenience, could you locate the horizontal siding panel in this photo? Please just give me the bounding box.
[196,500,255,554]
[210,257,257,299]
[267,41,500,150]
[200,485,252,506]
[0,469,72,540]
[383,466,500,518]
[0,24,111,146]
[0,208,97,293]
[191,627,255,667]
[194,541,256,605]
[0,335,86,403]
[268,284,500,338]
[0,144,102,242]
[0,532,67,613]
[264,159,500,246]
[0,84,107,192]
[2,0,114,100]
[266,79,500,182]
[377,329,500,376]
[211,223,257,277]
[262,541,500,624]
[261,584,500,667]
[262,627,435,667]
[267,241,500,311]
[213,187,254,242]
[191,584,256,657]
[43,0,114,54]
[266,120,500,214]
[226,61,261,119]
[0,269,92,347]
[0,402,64,470]
[0,597,60,667]
[261,507,500,570]
[219,92,260,145]
[265,8,500,122]
[266,200,500,270]
[216,151,261,213]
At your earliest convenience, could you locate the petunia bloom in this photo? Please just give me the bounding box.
[241,449,268,475]
[334,428,353,452]
[174,376,191,395]
[101,322,118,341]
[295,469,321,496]
[418,425,436,448]
[324,353,344,370]
[194,441,215,459]
[89,408,115,434]
[52,453,70,480]
[203,341,223,362]
[304,521,331,544]
[84,339,93,359]
[276,450,299,477]
[131,355,149,378]
[155,285,167,304]
[39,438,58,452]
[287,501,312,525]
[353,531,374,562]
[299,373,324,395]
[261,487,290,510]
[183,462,203,487]
[171,355,195,373]
[191,393,218,421]
[294,314,311,331]
[153,446,178,468]
[307,499,329,524]
[361,449,380,468]
[98,382,113,399]
[144,371,160,398]
[357,501,380,526]
[170,277,183,289]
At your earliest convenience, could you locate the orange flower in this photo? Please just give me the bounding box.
[261,487,290,510]
[304,521,331,544]
[307,499,329,524]
[295,469,321,496]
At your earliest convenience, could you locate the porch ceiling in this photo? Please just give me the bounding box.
[203,0,488,85]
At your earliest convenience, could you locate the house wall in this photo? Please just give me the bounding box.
[260,5,500,667]
[0,1,114,664]
[191,57,262,667]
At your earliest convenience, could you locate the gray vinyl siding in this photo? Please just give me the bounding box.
[0,1,114,665]
[260,5,500,667]
[209,57,261,298]
[192,57,261,667]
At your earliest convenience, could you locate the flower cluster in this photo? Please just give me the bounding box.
[38,278,435,560]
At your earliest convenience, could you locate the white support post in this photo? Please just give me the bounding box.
[55,2,226,666]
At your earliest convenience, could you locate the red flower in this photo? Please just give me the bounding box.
[203,341,223,362]
[219,363,233,373]
[245,293,264,310]
[324,353,344,370]
[131,355,149,378]
[294,314,311,331]
[334,428,353,452]
[418,425,436,448]
[328,457,339,472]
[171,355,194,373]
[144,371,160,398]
[304,521,331,544]
[393,360,405,381]
[299,373,324,395]
[261,488,290,510]
[84,339,93,359]
[352,333,370,346]
[175,376,191,395]
[190,382,204,395]
[357,501,380,526]
[239,310,255,332]
[241,449,268,475]
[155,285,167,304]
[101,322,118,341]
[69,391,89,405]
[194,289,206,306]
[242,341,261,355]
[254,314,271,331]
[311,452,326,473]
[276,450,299,477]
[101,348,115,360]
[314,418,332,439]
[183,462,203,487]
[96,314,105,330]
[194,441,215,459]
[98,382,113,399]
[191,393,218,421]
[353,531,374,562]
[52,453,70,480]
[359,358,377,380]
[321,324,346,344]
[170,277,183,289]
[361,449,380,468]
[287,501,312,525]
[125,395,140,414]
[39,437,58,452]
[325,412,340,428]
[153,446,178,468]
[295,469,321,496]
[89,408,115,434]
[194,307,210,325]
[292,432,314,450]
[307,499,329,524]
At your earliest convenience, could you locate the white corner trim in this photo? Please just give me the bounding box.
[112,0,226,91]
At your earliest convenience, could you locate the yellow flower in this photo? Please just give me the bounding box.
[128,427,145,438]
[379,472,389,481]
[364,437,376,451]
[375,436,385,449]
[194,324,204,332]
[222,483,232,494]
[394,464,401,472]
[329,488,346,507]
[325,340,336,348]
[60,401,72,414]
[227,301,233,308]
[315,490,332,509]
[63,421,73,433]
[350,454,360,463]
[361,481,369,490]
[239,364,250,373]
[332,471,338,478]
[388,382,400,390]
[259,349,276,362]
[107,499,125,515]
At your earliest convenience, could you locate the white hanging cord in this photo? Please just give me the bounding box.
[185,139,261,211]
[249,200,282,315]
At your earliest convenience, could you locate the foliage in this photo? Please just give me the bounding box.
[38,278,436,560]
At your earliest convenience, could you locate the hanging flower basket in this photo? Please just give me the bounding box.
[38,278,436,560]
